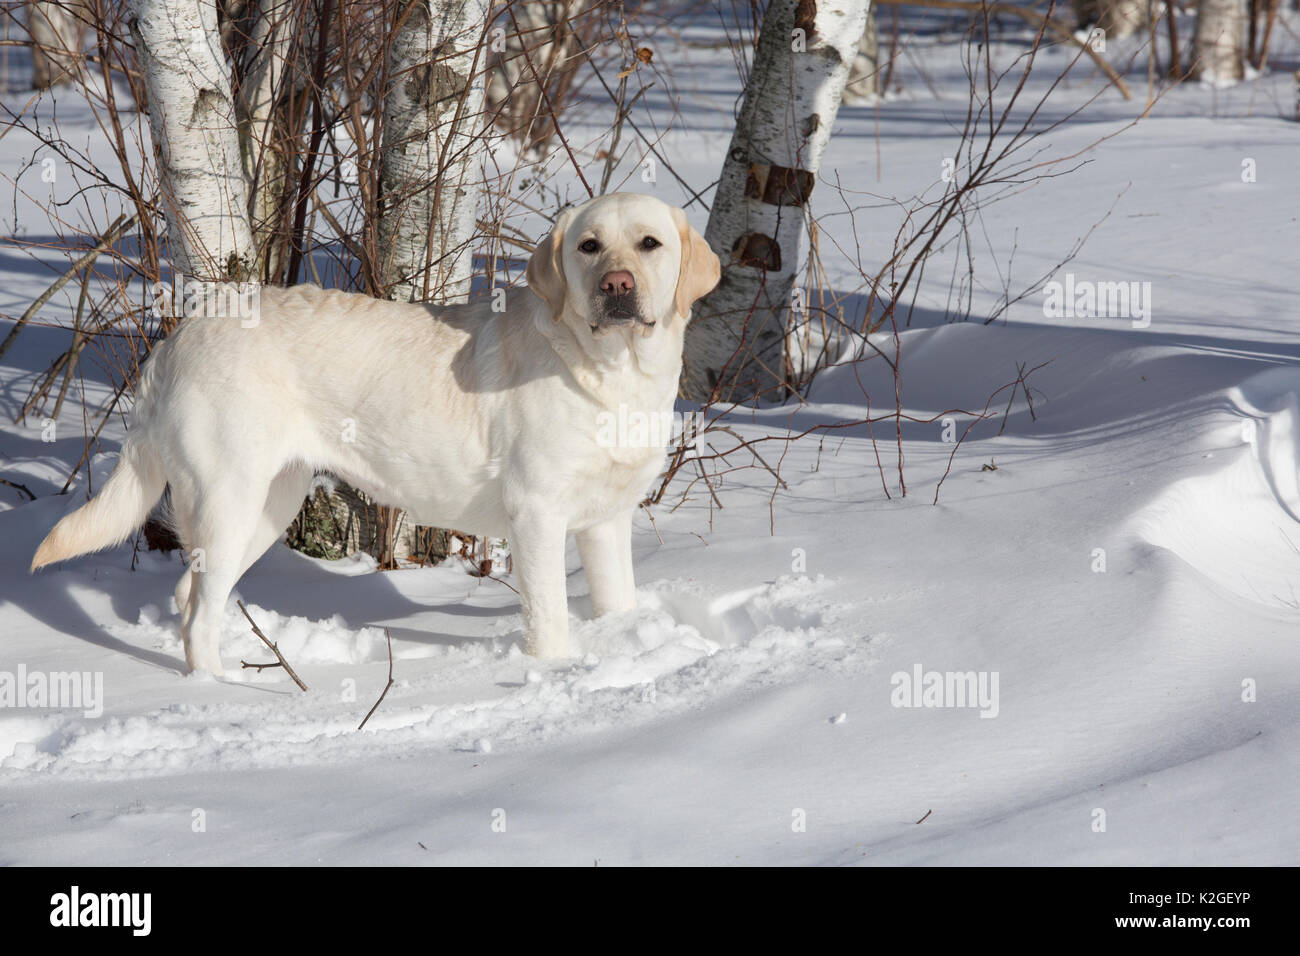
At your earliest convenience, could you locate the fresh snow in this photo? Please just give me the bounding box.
[1,6,1298,865]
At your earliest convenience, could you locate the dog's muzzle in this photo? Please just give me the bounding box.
[592,292,653,334]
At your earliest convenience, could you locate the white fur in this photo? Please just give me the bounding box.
[32,193,721,675]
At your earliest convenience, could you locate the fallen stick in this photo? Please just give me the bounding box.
[0,477,36,500]
[236,600,308,691]
[357,627,394,731]
[239,660,284,672]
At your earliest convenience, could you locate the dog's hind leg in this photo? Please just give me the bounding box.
[172,465,311,629]
[181,478,272,676]
[237,464,313,575]
[177,465,313,675]
[170,496,200,636]
[174,569,197,631]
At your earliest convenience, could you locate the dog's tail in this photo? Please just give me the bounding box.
[31,440,167,572]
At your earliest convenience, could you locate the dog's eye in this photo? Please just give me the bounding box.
[578,238,601,254]
[641,236,661,251]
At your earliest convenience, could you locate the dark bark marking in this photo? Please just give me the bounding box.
[744,163,816,207]
[794,0,818,39]
[734,233,782,271]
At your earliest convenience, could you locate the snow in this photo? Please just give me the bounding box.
[1,7,1298,864]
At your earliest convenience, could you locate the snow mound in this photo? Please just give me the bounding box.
[108,602,392,670]
[568,576,835,689]
[2,576,868,778]
[1132,368,1300,611]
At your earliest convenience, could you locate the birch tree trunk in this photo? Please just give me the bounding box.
[130,0,255,281]
[842,3,879,105]
[369,0,488,563]
[484,0,583,156]
[29,0,84,89]
[682,0,870,403]
[1102,0,1147,36]
[378,0,488,303]
[1072,0,1147,37]
[235,0,298,279]
[1193,0,1247,84]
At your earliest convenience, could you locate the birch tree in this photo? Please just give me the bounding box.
[1192,0,1247,84]
[130,0,255,281]
[485,0,584,157]
[841,4,879,105]
[28,0,86,88]
[233,0,300,278]
[1071,0,1146,38]
[682,0,870,403]
[363,0,488,563]
[378,0,488,303]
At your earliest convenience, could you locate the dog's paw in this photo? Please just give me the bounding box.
[184,664,223,681]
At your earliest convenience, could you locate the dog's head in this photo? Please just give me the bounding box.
[526,193,720,343]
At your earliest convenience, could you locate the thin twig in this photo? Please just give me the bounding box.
[357,627,395,730]
[0,477,36,500]
[236,600,308,691]
[0,212,137,363]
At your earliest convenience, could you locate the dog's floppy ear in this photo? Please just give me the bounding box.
[672,207,721,321]
[527,209,572,322]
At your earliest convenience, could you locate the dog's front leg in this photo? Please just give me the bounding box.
[576,511,636,616]
[507,505,570,658]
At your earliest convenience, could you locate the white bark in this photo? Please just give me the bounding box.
[130,0,254,281]
[378,0,489,304]
[236,0,298,276]
[683,0,870,402]
[1193,0,1247,85]
[842,3,879,105]
[1102,0,1147,37]
[485,0,583,155]
[1073,0,1147,38]
[372,0,488,563]
[28,0,85,89]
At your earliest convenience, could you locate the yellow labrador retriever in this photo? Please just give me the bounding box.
[32,193,721,674]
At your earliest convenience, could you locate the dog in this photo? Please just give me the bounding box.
[31,193,721,675]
